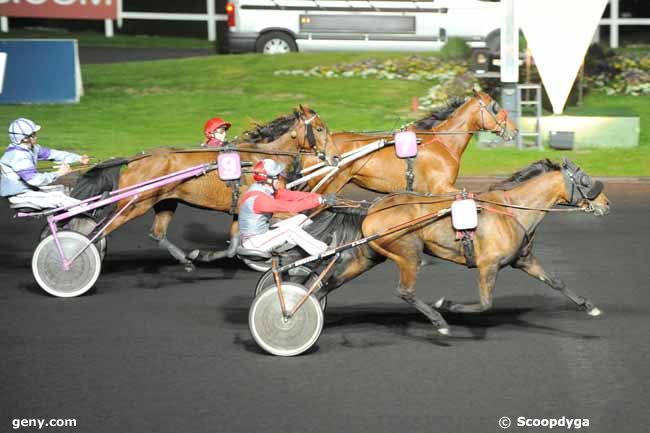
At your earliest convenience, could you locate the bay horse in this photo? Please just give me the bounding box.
[294,158,609,336]
[305,90,518,194]
[101,106,336,270]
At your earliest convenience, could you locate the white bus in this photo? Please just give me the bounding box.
[224,0,502,54]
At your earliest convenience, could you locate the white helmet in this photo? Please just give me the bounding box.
[9,118,41,144]
[253,159,286,182]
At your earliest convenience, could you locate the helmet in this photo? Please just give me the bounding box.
[253,159,286,182]
[9,118,40,144]
[203,117,231,138]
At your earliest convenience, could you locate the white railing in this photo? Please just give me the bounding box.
[594,0,650,48]
[116,0,227,42]
[0,0,227,42]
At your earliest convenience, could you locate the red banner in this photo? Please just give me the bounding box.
[0,0,117,20]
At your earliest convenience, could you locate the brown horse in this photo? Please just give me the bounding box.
[298,158,609,335]
[303,91,518,194]
[102,106,336,270]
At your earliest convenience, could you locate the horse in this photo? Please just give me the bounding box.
[250,92,517,195]
[100,106,336,270]
[293,158,609,336]
[304,90,518,194]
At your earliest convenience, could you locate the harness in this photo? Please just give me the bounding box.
[477,192,535,262]
[405,157,416,192]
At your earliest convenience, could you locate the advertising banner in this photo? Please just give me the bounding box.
[0,39,83,104]
[0,0,117,20]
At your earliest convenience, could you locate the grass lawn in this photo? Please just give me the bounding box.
[2,28,214,49]
[0,51,647,176]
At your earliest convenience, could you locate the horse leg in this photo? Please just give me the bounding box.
[435,264,498,313]
[371,240,450,335]
[187,219,240,263]
[149,200,195,272]
[105,198,156,236]
[513,253,601,316]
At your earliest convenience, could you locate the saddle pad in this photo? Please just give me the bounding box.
[395,131,418,158]
[218,152,241,181]
[451,199,478,230]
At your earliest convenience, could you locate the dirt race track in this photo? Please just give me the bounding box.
[1,180,649,433]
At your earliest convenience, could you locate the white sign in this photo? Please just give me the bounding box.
[518,0,608,114]
[0,52,6,94]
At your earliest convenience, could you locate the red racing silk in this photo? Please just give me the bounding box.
[240,188,322,215]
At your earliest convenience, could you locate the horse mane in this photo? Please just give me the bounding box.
[412,98,466,130]
[489,159,562,191]
[235,111,300,144]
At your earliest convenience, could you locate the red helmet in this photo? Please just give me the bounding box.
[252,159,286,182]
[204,117,231,138]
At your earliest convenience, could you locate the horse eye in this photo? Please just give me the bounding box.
[580,174,592,186]
[316,127,323,132]
[492,102,501,114]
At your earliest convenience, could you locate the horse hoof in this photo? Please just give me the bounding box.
[588,307,602,317]
[187,249,200,261]
[438,327,450,336]
[184,263,195,273]
[434,297,446,309]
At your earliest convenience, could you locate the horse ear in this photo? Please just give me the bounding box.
[472,88,479,97]
[299,104,305,112]
[562,157,576,169]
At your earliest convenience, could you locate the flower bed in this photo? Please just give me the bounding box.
[274,55,480,109]
[585,49,650,96]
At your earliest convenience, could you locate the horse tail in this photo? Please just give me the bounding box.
[67,157,134,222]
[301,209,385,290]
[70,157,131,200]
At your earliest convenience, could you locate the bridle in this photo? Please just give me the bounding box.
[477,97,514,140]
[562,158,604,207]
[302,114,320,154]
[302,113,339,163]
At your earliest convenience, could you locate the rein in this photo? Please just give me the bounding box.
[167,147,314,157]
[328,189,590,216]
[474,197,589,213]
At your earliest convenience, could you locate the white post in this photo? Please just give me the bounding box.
[610,0,619,48]
[1,17,8,33]
[207,0,216,42]
[500,0,519,83]
[104,19,114,38]
[117,0,123,29]
[500,0,519,143]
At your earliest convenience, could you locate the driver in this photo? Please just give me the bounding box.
[202,117,231,147]
[1,118,90,209]
[239,158,336,256]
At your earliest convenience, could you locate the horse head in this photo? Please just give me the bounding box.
[293,105,338,165]
[561,157,610,216]
[471,90,518,141]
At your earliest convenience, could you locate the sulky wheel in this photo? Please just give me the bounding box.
[39,215,107,260]
[249,283,324,357]
[255,266,327,310]
[32,231,102,298]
